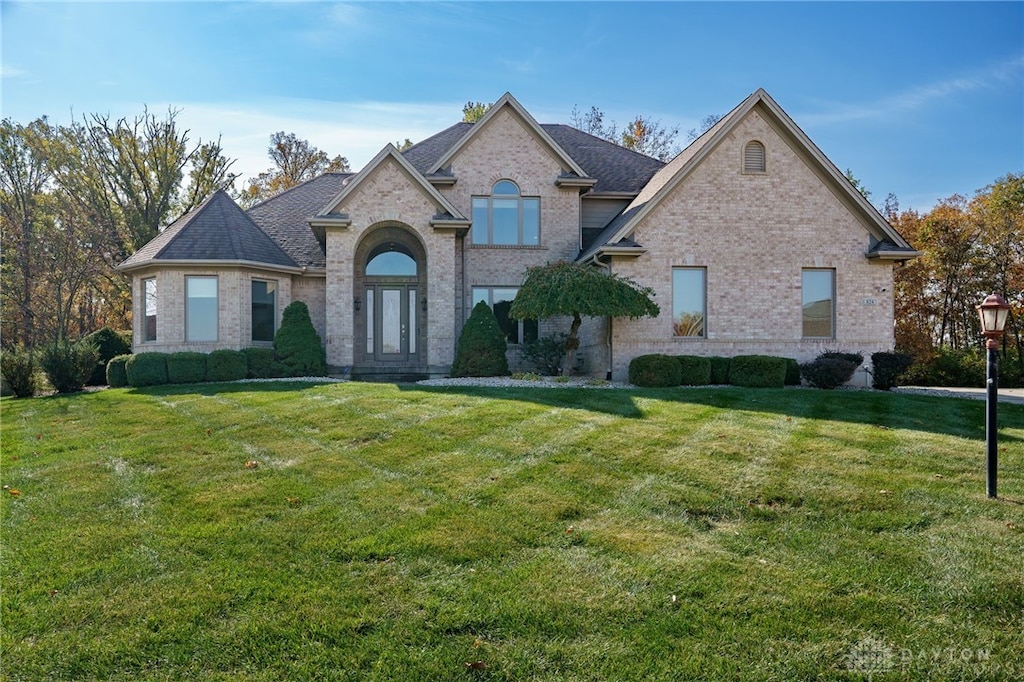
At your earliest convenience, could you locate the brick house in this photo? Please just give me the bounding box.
[119,90,919,381]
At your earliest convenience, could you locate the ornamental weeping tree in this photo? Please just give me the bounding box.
[509,261,660,375]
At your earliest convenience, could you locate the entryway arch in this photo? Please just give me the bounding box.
[353,224,427,377]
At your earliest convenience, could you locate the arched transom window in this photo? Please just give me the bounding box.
[471,180,540,246]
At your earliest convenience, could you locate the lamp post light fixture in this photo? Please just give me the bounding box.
[976,293,1010,499]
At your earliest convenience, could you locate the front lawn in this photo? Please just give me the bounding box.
[2,383,1022,680]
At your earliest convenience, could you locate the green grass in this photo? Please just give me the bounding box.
[2,382,1023,681]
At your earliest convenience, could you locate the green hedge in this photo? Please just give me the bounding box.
[728,355,787,388]
[167,352,208,384]
[709,356,731,385]
[676,355,711,386]
[126,353,168,387]
[106,355,130,388]
[242,347,276,379]
[629,354,682,387]
[784,358,802,386]
[870,351,914,391]
[206,349,248,382]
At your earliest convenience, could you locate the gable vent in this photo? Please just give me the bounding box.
[743,141,766,173]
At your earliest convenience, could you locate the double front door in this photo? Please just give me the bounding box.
[365,284,419,362]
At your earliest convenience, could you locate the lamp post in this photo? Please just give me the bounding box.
[976,293,1010,499]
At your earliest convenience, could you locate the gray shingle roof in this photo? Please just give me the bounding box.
[401,122,665,194]
[120,190,297,270]
[247,173,353,268]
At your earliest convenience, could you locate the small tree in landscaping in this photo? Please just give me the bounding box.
[521,333,568,376]
[1,345,37,398]
[39,339,100,393]
[509,261,659,375]
[273,301,326,377]
[452,301,509,377]
[81,327,132,385]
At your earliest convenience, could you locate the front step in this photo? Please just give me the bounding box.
[349,371,431,383]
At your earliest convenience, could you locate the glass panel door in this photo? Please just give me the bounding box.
[367,284,419,363]
[380,288,403,356]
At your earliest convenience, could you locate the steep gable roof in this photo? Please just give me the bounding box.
[247,173,351,268]
[313,144,468,224]
[119,190,299,272]
[426,93,591,180]
[579,89,920,263]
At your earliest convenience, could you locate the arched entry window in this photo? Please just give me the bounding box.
[366,249,417,276]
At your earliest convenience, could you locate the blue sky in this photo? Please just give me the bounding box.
[2,1,1022,212]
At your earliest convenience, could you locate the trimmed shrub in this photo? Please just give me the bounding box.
[521,333,567,376]
[709,356,731,385]
[242,347,276,379]
[273,301,327,377]
[206,349,248,382]
[820,350,864,368]
[167,352,208,384]
[870,351,913,391]
[126,352,168,387]
[39,340,100,394]
[452,301,509,377]
[801,355,859,390]
[728,355,787,388]
[106,354,131,388]
[676,355,711,386]
[1,345,37,398]
[81,327,132,385]
[784,358,802,386]
[629,354,682,387]
[902,348,986,387]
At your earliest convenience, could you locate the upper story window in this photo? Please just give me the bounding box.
[186,275,218,342]
[471,180,540,246]
[143,277,157,342]
[743,140,766,173]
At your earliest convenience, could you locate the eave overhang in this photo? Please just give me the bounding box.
[866,249,923,261]
[117,258,305,276]
[555,175,598,189]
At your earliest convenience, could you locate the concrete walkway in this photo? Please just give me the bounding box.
[894,386,1024,405]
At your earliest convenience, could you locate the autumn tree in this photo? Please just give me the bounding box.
[619,116,681,161]
[241,131,349,207]
[462,101,492,123]
[570,105,617,141]
[509,261,659,374]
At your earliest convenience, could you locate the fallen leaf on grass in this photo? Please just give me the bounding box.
[472,638,484,648]
[286,497,300,506]
[205,429,212,436]
[1008,522,1017,530]
[7,489,21,497]
[565,525,575,535]
[245,461,259,469]
[878,490,893,495]
[463,661,487,671]
[49,589,59,597]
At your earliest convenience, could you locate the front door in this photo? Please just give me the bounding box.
[367,284,419,363]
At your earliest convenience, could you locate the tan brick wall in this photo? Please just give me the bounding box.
[130,266,296,355]
[609,109,897,382]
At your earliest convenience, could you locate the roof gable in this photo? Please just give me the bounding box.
[579,89,919,262]
[314,144,467,221]
[428,93,590,180]
[119,190,298,272]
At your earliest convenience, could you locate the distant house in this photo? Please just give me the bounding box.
[119,90,919,381]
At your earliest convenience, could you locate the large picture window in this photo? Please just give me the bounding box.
[471,180,540,246]
[143,277,157,342]
[802,269,835,338]
[471,287,538,345]
[251,280,276,343]
[186,276,218,342]
[672,267,706,337]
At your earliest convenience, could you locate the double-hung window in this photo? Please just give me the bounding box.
[251,280,277,343]
[186,276,218,342]
[471,180,540,246]
[802,269,835,338]
[471,287,538,345]
[672,267,706,337]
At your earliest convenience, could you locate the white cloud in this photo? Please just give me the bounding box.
[163,97,465,182]
[800,53,1024,126]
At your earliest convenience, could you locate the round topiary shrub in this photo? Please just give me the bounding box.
[728,355,787,388]
[81,327,132,385]
[167,352,208,384]
[870,351,913,391]
[206,349,248,382]
[800,357,858,390]
[452,301,509,378]
[126,352,168,387]
[273,301,327,377]
[628,354,682,387]
[676,355,712,386]
[242,347,276,379]
[106,354,131,388]
[1,345,37,398]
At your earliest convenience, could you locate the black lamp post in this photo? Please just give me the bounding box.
[976,293,1010,499]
